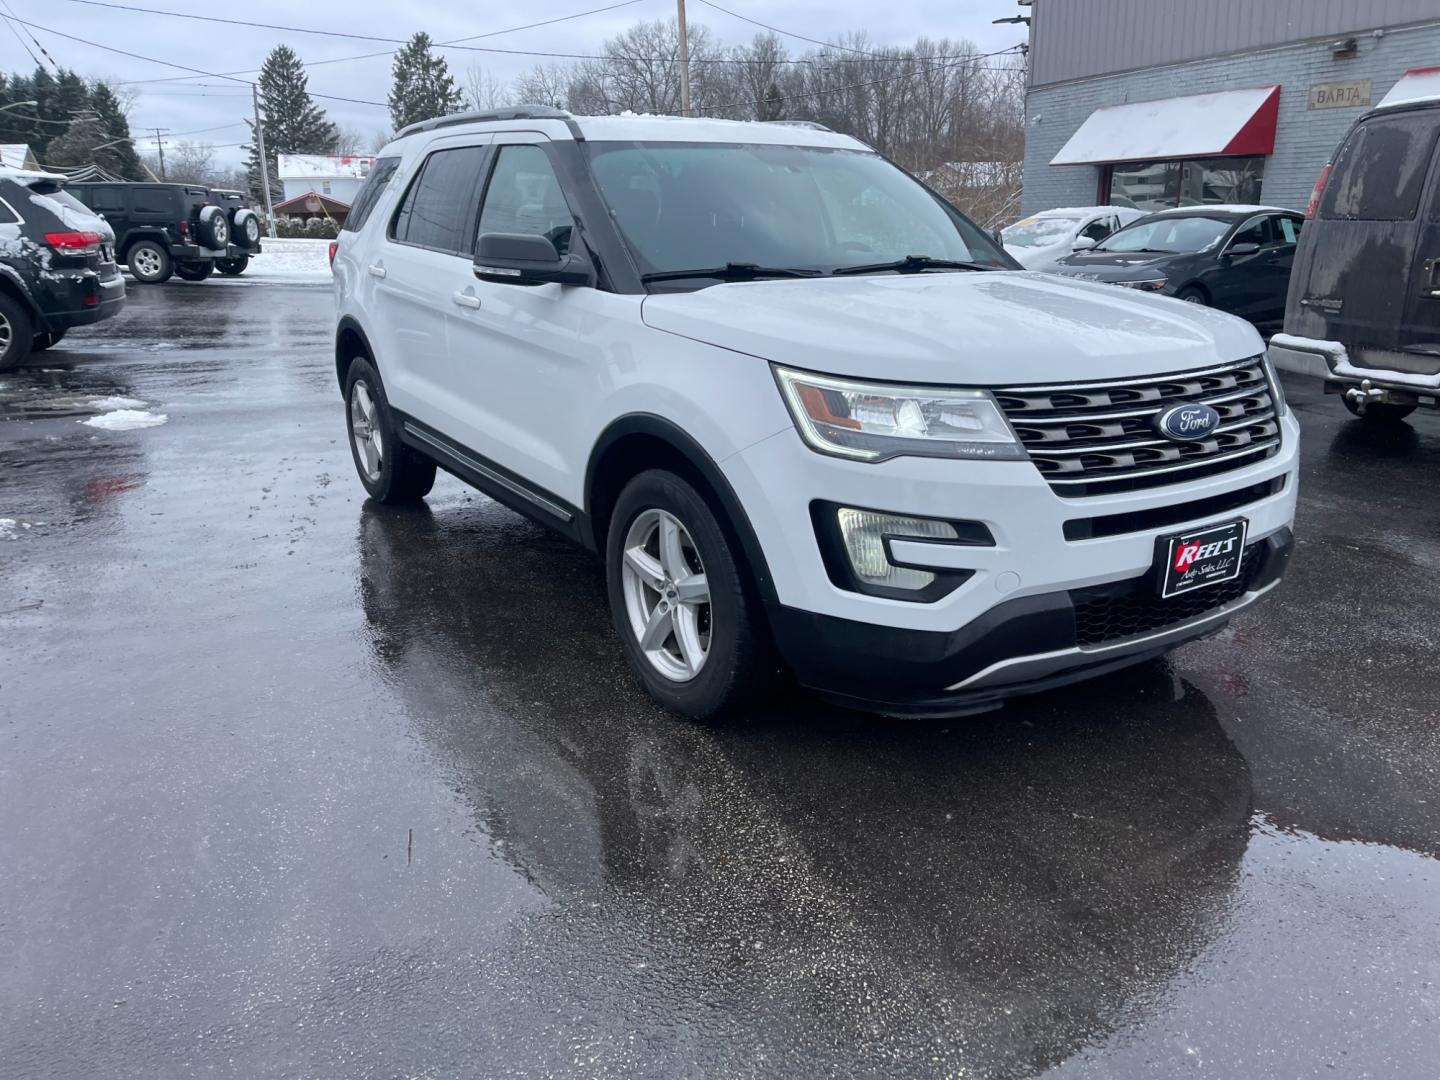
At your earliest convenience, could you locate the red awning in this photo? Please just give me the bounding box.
[1050,85,1280,166]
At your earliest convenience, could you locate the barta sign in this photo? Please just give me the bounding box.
[1308,80,1373,110]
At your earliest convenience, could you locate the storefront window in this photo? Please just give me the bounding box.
[1106,156,1264,211]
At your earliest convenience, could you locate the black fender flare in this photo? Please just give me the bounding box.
[120,230,171,262]
[334,315,376,390]
[585,413,778,604]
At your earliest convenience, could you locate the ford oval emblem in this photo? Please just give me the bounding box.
[1156,403,1221,441]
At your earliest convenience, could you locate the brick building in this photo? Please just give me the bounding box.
[1017,0,1440,216]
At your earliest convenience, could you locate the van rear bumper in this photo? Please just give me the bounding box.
[1268,333,1440,398]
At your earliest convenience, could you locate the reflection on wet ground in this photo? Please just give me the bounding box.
[1,285,1438,1078]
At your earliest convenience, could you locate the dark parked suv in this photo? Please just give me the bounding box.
[207,188,263,276]
[67,182,262,284]
[0,170,125,370]
[1270,93,1440,423]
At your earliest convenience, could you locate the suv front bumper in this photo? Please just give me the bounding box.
[727,415,1300,716]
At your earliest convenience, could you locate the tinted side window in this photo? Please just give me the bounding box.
[1080,219,1110,242]
[343,156,399,233]
[392,146,486,253]
[132,187,177,214]
[1322,112,1440,221]
[477,145,574,255]
[1228,218,1267,248]
[0,199,17,224]
[87,187,126,212]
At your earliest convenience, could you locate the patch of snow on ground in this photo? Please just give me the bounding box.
[223,237,332,284]
[0,518,15,540]
[88,395,147,411]
[81,409,168,431]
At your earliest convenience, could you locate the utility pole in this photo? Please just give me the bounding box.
[251,82,277,239]
[676,0,692,117]
[149,127,169,180]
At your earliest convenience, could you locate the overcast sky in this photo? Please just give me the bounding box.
[9,0,1026,165]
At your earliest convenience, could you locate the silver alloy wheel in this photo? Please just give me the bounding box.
[132,246,162,279]
[0,309,11,357]
[349,380,383,482]
[621,508,712,682]
[1181,293,1203,304]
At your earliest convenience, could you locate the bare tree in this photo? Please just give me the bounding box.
[142,140,217,185]
[513,63,573,110]
[333,125,367,155]
[463,64,509,111]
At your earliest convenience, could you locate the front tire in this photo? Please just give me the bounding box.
[1176,286,1207,305]
[127,240,173,284]
[343,357,436,503]
[1343,395,1417,423]
[606,469,769,721]
[0,292,34,371]
[215,256,249,276]
[175,261,214,281]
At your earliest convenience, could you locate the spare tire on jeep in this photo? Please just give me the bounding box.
[198,204,230,249]
[232,208,262,248]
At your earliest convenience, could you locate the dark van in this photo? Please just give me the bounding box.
[1269,95,1440,423]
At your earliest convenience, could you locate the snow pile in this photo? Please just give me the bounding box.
[88,395,147,411]
[0,518,15,540]
[81,409,168,431]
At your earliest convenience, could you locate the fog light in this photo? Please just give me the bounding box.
[836,508,958,590]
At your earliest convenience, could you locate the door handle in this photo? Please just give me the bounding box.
[367,263,386,279]
[451,291,481,310]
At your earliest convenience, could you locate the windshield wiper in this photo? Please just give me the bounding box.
[641,262,822,284]
[832,254,992,276]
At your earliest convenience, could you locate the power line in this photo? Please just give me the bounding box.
[5,14,389,105]
[692,0,887,57]
[1,0,60,70]
[75,0,1011,70]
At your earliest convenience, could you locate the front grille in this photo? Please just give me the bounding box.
[995,357,1281,497]
[1070,541,1264,647]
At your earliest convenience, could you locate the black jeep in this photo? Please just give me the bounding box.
[67,182,262,284]
[206,188,264,276]
[0,170,125,370]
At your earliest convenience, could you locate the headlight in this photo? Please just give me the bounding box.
[1116,277,1168,292]
[773,366,1025,463]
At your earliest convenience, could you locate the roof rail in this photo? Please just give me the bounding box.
[396,105,572,139]
[760,119,833,132]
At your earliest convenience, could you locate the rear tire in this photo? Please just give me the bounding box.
[1343,396,1417,423]
[0,292,34,371]
[233,210,261,248]
[343,357,435,503]
[215,256,249,276]
[175,261,214,282]
[127,240,173,284]
[606,469,770,721]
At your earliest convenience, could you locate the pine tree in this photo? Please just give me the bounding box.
[30,67,57,158]
[245,45,337,203]
[89,82,144,179]
[44,115,108,169]
[388,33,464,131]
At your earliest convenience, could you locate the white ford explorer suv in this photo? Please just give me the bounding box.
[332,107,1299,721]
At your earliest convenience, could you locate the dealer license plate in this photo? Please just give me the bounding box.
[1158,519,1248,598]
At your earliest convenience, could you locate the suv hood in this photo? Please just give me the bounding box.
[641,272,1261,384]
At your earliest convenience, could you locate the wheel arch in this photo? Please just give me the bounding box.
[585,414,777,604]
[0,265,43,324]
[335,316,375,392]
[1176,280,1211,304]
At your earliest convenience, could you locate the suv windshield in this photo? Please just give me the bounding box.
[1002,216,1081,248]
[1095,215,1230,254]
[585,141,1011,280]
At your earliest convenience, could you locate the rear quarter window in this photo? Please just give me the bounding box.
[1321,111,1440,221]
[343,156,400,233]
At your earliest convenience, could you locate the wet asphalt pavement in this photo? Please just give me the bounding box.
[2,281,1439,1080]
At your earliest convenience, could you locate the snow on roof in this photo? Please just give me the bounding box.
[276,154,375,179]
[0,166,70,183]
[1377,67,1440,110]
[1023,205,1110,219]
[1050,86,1280,165]
[1148,203,1290,216]
[0,144,34,169]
